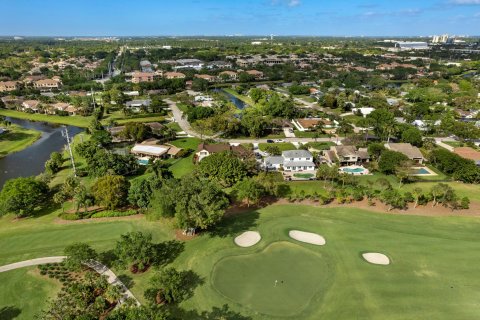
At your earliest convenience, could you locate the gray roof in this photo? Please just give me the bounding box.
[385,143,424,160]
[264,156,284,166]
[282,150,312,158]
[283,161,315,167]
[126,99,151,107]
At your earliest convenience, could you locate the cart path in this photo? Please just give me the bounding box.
[0,256,140,305]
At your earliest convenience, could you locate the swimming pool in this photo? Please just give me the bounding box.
[413,168,430,175]
[340,166,368,174]
[138,159,149,165]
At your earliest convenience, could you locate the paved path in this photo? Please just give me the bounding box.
[434,138,455,152]
[0,257,140,306]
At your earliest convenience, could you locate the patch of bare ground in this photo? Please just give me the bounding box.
[175,229,199,241]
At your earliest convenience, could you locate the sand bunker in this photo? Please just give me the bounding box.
[234,231,261,247]
[289,230,326,246]
[362,253,390,265]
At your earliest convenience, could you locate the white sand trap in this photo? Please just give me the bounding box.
[362,253,390,265]
[234,231,261,247]
[289,230,326,246]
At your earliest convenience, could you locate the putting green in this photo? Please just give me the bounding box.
[211,241,332,317]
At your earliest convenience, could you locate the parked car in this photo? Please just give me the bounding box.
[275,139,285,143]
[266,139,274,143]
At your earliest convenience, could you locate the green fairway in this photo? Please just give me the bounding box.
[0,124,41,157]
[2,204,480,319]
[0,267,60,319]
[212,241,330,317]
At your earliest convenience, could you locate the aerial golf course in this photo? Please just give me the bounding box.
[1,204,480,319]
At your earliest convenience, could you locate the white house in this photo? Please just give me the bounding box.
[264,150,316,172]
[352,107,375,117]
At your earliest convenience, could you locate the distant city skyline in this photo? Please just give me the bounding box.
[1,0,480,37]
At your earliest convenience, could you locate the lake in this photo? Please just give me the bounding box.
[0,118,83,188]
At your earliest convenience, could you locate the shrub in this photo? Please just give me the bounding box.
[90,209,137,218]
[461,197,470,210]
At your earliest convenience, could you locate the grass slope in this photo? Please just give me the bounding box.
[0,110,92,128]
[0,125,41,157]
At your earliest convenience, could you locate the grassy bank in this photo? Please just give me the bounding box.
[0,125,41,157]
[0,110,92,128]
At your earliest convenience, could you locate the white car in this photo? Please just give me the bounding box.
[275,139,285,143]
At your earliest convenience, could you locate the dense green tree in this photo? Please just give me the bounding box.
[378,150,410,175]
[401,127,423,147]
[120,123,152,142]
[366,109,396,141]
[233,178,265,207]
[174,175,229,232]
[198,151,248,187]
[64,243,97,271]
[145,268,197,304]
[114,232,156,271]
[92,175,130,209]
[45,151,64,174]
[0,177,48,217]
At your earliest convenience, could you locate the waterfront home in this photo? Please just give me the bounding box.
[264,150,316,172]
[0,81,19,92]
[34,78,61,91]
[323,145,370,166]
[384,143,425,164]
[21,100,41,112]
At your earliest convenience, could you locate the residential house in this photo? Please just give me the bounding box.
[131,139,183,159]
[454,147,480,166]
[352,107,375,117]
[218,71,238,81]
[195,143,248,162]
[164,72,186,80]
[126,99,151,112]
[246,70,264,80]
[132,72,155,83]
[206,61,233,69]
[34,78,61,91]
[21,100,41,112]
[292,118,338,132]
[194,74,217,82]
[0,81,19,92]
[140,60,153,73]
[174,59,204,70]
[323,145,370,166]
[264,150,316,172]
[51,102,78,115]
[384,143,425,164]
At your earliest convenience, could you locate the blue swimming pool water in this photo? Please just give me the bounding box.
[138,159,149,165]
[342,167,365,173]
[414,168,430,175]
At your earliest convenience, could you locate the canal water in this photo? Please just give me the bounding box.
[0,118,83,188]
[214,89,247,110]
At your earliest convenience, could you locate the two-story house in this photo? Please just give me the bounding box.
[323,146,370,166]
[264,150,316,172]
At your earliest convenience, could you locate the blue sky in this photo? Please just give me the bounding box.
[1,0,480,36]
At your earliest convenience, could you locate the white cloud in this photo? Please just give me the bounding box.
[449,0,480,4]
[288,0,301,7]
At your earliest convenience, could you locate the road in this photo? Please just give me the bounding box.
[0,256,140,306]
[166,98,339,144]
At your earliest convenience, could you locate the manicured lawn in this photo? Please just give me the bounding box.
[168,138,201,178]
[2,205,480,318]
[0,124,41,157]
[258,142,296,152]
[0,267,60,320]
[293,131,330,138]
[103,111,165,125]
[0,110,92,128]
[176,205,480,319]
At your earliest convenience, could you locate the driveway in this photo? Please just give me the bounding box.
[0,257,140,306]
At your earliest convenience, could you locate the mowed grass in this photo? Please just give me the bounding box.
[212,241,330,317]
[0,267,60,319]
[0,109,92,128]
[2,205,480,319]
[173,205,480,319]
[0,124,41,157]
[258,142,296,152]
